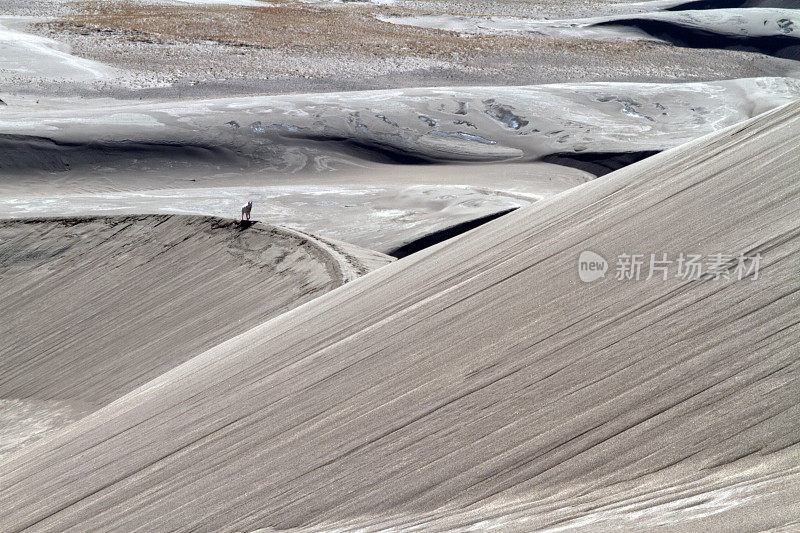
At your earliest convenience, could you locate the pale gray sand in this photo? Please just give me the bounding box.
[380,7,800,43]
[377,4,800,64]
[0,181,536,253]
[0,398,93,461]
[2,78,797,252]
[1,0,798,527]
[0,99,797,531]
[0,215,390,457]
[592,8,800,60]
[0,16,121,85]
[3,79,795,171]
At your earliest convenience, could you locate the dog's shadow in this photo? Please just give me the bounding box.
[238,220,256,230]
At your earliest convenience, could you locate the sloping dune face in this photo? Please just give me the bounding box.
[594,8,800,60]
[664,1,800,10]
[1,104,799,531]
[0,215,385,458]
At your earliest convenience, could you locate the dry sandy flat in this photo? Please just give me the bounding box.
[0,98,797,531]
[0,214,390,459]
[3,0,799,98]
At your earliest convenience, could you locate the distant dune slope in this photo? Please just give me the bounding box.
[6,79,796,255]
[0,103,798,531]
[2,79,798,178]
[0,215,390,457]
[595,8,800,60]
[663,1,800,10]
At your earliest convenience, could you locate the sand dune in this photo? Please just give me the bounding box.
[594,8,800,60]
[661,0,800,10]
[2,78,797,252]
[1,98,797,531]
[3,79,797,175]
[0,215,390,458]
[2,0,797,528]
[379,4,800,61]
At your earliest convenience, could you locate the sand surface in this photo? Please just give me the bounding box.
[1,96,797,533]
[3,1,799,257]
[1,0,799,529]
[380,6,800,58]
[2,78,798,252]
[0,215,390,458]
[0,16,120,84]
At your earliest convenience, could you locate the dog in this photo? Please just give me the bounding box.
[241,201,253,221]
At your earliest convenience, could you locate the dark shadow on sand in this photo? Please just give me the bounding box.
[0,134,245,173]
[542,151,661,177]
[665,1,800,10]
[593,18,800,60]
[387,208,518,259]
